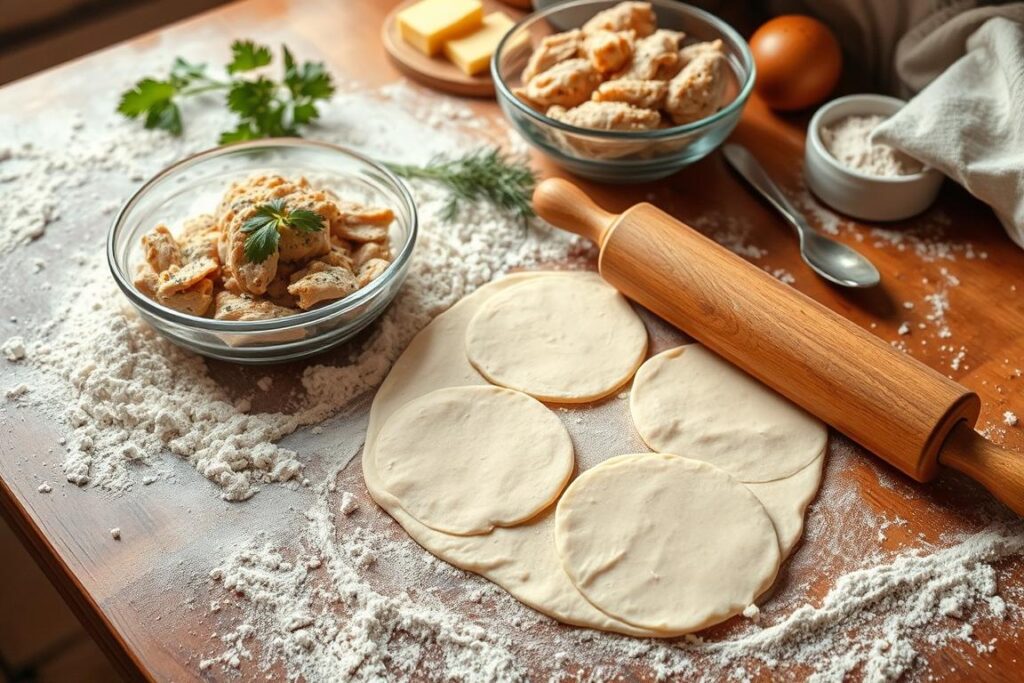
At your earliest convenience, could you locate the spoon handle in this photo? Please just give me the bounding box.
[722,143,812,236]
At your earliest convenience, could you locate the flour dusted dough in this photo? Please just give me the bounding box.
[555,453,781,633]
[375,385,574,536]
[630,345,827,482]
[465,276,647,403]
[747,448,825,558]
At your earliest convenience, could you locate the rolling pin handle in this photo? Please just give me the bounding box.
[939,422,1024,516]
[533,178,617,245]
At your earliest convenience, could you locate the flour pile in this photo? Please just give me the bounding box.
[5,84,582,500]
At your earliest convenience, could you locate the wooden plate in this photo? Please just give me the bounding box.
[381,0,526,98]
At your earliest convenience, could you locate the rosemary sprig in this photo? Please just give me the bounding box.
[386,149,537,224]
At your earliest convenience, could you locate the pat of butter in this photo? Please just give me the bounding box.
[443,12,514,76]
[398,0,484,57]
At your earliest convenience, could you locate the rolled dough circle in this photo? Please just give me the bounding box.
[555,453,781,633]
[465,276,647,403]
[629,345,827,483]
[374,385,574,536]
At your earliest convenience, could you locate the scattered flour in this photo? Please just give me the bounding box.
[1004,411,1019,427]
[2,336,26,361]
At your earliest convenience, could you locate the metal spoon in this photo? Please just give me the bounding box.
[722,143,881,288]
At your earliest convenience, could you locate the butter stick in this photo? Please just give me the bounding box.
[443,12,515,76]
[398,0,484,57]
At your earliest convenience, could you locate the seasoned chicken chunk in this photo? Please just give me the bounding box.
[592,78,667,109]
[333,201,394,243]
[522,29,583,83]
[133,263,161,297]
[287,261,359,310]
[177,214,220,264]
[582,1,655,38]
[222,220,279,296]
[352,241,390,268]
[665,51,727,125]
[155,277,214,316]
[614,29,685,80]
[156,257,220,298]
[141,224,182,273]
[357,258,391,288]
[547,101,661,131]
[214,291,296,321]
[524,58,602,108]
[264,263,300,309]
[680,38,724,65]
[583,30,634,74]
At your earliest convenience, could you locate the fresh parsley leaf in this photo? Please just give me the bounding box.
[240,199,324,262]
[117,78,176,118]
[118,41,335,141]
[227,40,273,74]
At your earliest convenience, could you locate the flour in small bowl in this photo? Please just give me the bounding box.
[821,115,924,177]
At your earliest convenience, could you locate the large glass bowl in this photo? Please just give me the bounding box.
[107,139,417,364]
[492,0,755,182]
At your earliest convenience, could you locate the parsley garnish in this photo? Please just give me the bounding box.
[240,199,325,263]
[385,149,537,225]
[117,40,335,143]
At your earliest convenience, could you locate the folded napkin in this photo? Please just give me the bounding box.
[873,7,1024,246]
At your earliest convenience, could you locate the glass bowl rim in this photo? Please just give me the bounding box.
[490,0,757,141]
[106,137,419,333]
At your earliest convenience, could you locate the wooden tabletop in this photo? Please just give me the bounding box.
[1,0,1023,680]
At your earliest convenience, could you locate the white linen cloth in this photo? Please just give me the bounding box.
[872,6,1024,246]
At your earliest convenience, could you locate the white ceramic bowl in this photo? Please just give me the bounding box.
[804,94,943,222]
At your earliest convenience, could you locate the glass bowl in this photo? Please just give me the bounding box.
[492,0,755,182]
[107,139,417,364]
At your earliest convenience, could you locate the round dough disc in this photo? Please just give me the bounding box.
[465,276,647,403]
[629,345,827,483]
[555,453,780,633]
[375,385,575,536]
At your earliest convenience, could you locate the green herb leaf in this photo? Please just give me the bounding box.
[144,99,183,135]
[117,79,177,118]
[386,149,537,225]
[227,40,273,73]
[219,122,257,144]
[240,199,324,262]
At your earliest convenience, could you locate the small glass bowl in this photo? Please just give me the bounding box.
[492,0,755,183]
[107,139,417,364]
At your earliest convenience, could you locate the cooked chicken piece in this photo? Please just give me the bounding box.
[524,58,602,108]
[352,241,390,269]
[214,291,296,321]
[614,29,685,80]
[337,201,394,226]
[178,214,220,264]
[337,223,389,244]
[321,243,355,271]
[592,78,667,109]
[287,261,359,310]
[277,223,330,263]
[680,38,724,66]
[522,29,583,83]
[263,262,299,309]
[357,258,391,288]
[582,1,655,38]
[133,262,160,297]
[512,87,545,112]
[222,221,279,296]
[156,257,220,298]
[665,51,727,125]
[547,101,661,131]
[141,224,182,273]
[583,30,634,74]
[155,277,214,316]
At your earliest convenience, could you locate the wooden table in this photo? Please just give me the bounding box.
[1,0,1022,680]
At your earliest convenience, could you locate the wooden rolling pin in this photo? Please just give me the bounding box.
[533,178,1024,516]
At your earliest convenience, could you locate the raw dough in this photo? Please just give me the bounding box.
[375,385,574,535]
[747,447,825,557]
[363,272,662,636]
[555,453,781,633]
[465,275,647,403]
[629,344,828,482]
[362,272,822,637]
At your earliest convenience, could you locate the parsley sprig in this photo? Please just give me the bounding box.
[241,199,325,263]
[117,40,335,143]
[385,149,537,225]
